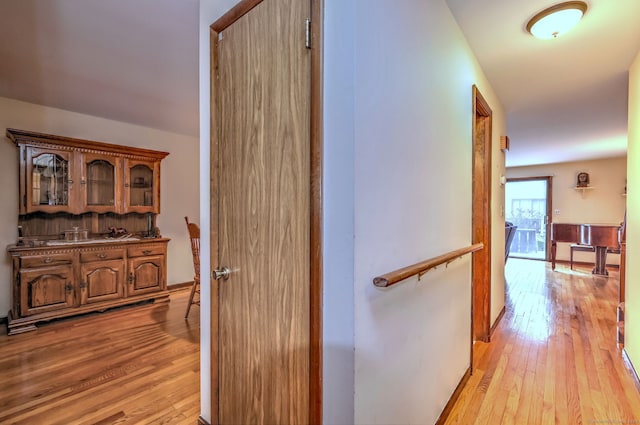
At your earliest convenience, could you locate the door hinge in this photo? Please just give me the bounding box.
[305,19,311,49]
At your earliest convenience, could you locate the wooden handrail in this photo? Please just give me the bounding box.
[373,243,484,288]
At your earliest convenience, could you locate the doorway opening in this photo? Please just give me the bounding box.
[471,85,492,344]
[505,177,552,261]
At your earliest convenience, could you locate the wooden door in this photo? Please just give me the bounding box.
[212,0,312,423]
[19,265,75,316]
[80,260,125,304]
[127,256,164,296]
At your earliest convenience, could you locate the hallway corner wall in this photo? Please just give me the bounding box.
[352,1,506,423]
[625,49,640,374]
[323,1,356,424]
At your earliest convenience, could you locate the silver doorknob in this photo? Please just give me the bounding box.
[212,267,231,281]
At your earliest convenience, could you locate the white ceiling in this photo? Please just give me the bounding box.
[1,1,639,166]
[445,0,640,167]
[0,0,199,137]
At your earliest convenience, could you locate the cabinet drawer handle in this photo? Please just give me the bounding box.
[44,257,54,264]
[96,253,107,259]
[142,250,152,255]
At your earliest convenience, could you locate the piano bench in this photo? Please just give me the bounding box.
[570,244,595,270]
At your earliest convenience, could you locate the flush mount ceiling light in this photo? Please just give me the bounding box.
[526,1,588,39]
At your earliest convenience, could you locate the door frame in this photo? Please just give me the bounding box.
[471,85,492,344]
[209,1,324,423]
[505,176,553,261]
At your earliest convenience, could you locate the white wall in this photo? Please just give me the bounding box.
[323,1,356,423]
[352,1,505,423]
[0,96,199,318]
[626,50,640,375]
[507,157,627,264]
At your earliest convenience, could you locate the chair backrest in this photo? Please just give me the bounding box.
[184,216,200,278]
[505,223,518,262]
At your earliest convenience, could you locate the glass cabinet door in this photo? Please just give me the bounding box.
[125,159,159,213]
[81,153,120,212]
[27,148,73,213]
[87,160,114,205]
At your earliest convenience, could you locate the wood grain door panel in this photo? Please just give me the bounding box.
[80,260,125,304]
[215,0,311,422]
[19,265,75,316]
[128,256,164,296]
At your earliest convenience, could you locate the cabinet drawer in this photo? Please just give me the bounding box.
[21,253,75,268]
[127,245,165,257]
[80,249,125,263]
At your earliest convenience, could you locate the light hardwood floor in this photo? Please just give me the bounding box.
[0,288,200,425]
[445,258,640,425]
[4,261,640,424]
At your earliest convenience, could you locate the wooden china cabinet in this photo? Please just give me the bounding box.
[6,128,170,335]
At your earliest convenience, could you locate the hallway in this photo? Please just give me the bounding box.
[445,259,640,424]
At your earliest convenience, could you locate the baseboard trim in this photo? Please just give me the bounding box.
[434,367,471,425]
[622,349,640,392]
[198,416,210,425]
[490,306,506,337]
[555,259,620,269]
[168,281,193,292]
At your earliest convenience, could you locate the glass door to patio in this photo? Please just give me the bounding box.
[505,177,551,260]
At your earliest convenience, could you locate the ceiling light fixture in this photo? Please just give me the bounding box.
[526,1,588,39]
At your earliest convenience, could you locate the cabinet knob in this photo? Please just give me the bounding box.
[142,250,152,255]
[65,283,73,293]
[44,257,53,264]
[96,253,107,259]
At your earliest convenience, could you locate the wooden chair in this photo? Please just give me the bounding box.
[184,216,200,319]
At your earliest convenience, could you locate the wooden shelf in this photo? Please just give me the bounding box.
[574,186,594,198]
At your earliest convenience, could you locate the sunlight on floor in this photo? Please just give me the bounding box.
[505,258,552,343]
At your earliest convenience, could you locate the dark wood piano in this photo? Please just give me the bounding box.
[551,223,621,275]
